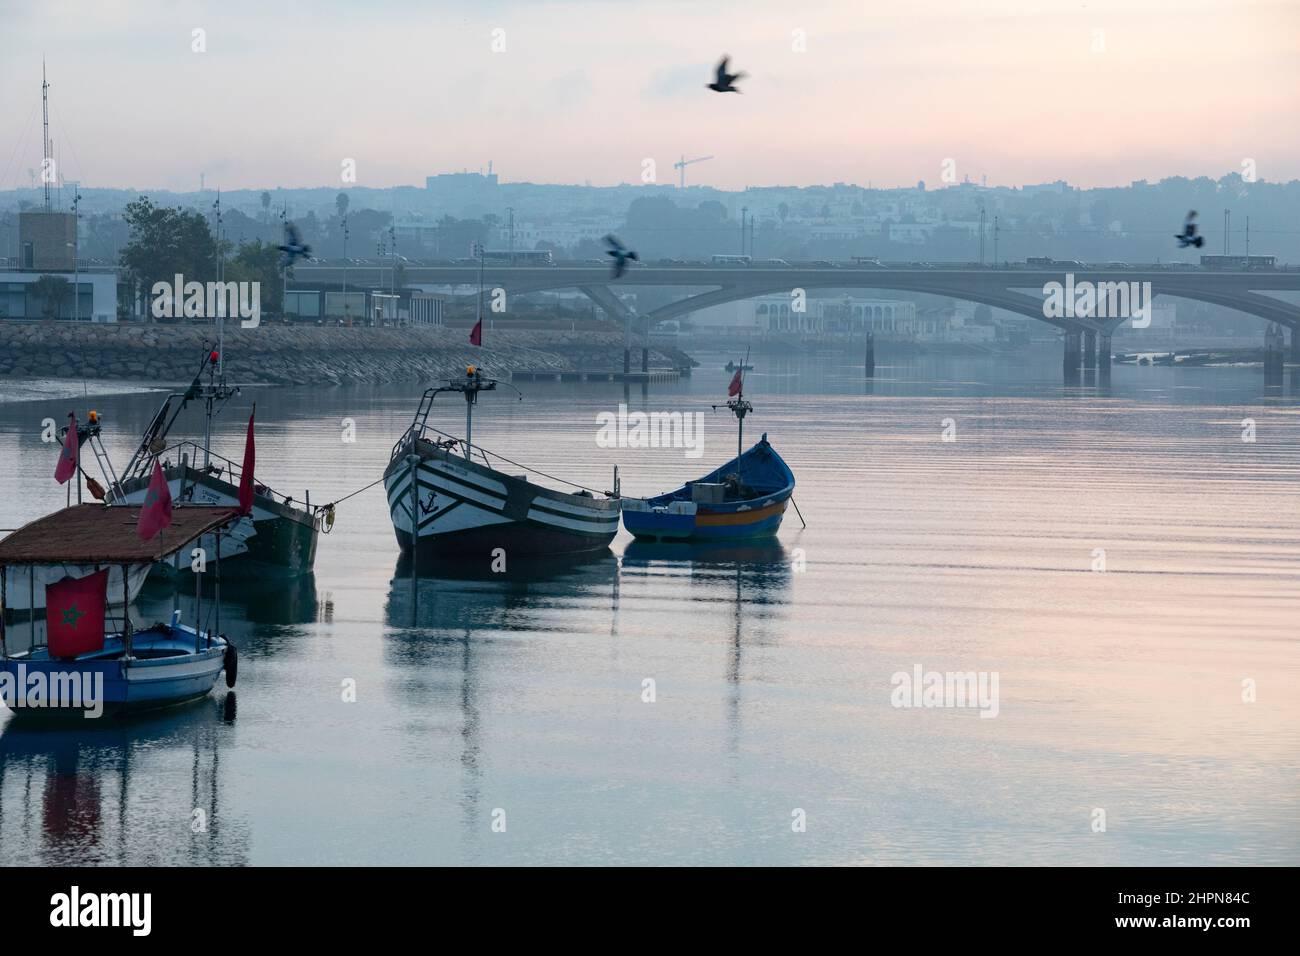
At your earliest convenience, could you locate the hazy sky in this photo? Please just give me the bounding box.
[2,0,1297,193]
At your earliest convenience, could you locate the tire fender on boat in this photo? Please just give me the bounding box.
[224,642,238,688]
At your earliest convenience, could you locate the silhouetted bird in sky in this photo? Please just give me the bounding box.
[278,221,313,268]
[1175,210,1204,249]
[604,234,639,279]
[707,56,746,93]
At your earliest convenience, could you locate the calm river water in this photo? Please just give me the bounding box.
[1,352,1298,865]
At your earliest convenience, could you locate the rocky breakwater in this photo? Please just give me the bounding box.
[0,323,697,386]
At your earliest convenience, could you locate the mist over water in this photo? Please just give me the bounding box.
[1,352,1297,865]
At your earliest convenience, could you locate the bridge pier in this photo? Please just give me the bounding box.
[1082,331,1097,370]
[865,331,875,377]
[1098,333,1112,385]
[1265,324,1285,388]
[1292,327,1300,364]
[623,348,630,375]
[1063,331,1082,383]
[641,347,649,373]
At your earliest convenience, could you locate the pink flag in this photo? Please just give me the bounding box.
[54,413,78,485]
[727,370,743,397]
[136,460,173,541]
[469,317,482,346]
[238,407,256,515]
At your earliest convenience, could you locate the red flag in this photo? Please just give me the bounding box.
[54,412,78,484]
[727,370,743,397]
[45,568,108,659]
[238,407,256,514]
[469,317,482,346]
[136,459,173,541]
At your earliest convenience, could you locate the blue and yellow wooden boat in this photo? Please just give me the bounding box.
[622,361,798,542]
[621,435,795,541]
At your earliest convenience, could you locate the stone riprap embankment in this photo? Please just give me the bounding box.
[0,324,696,386]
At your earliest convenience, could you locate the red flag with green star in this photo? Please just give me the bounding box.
[45,568,108,659]
[136,459,173,541]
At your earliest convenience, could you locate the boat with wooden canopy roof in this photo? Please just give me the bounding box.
[0,504,240,718]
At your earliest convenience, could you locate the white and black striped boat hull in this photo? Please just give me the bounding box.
[384,438,620,559]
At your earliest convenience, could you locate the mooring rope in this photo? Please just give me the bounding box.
[322,475,388,509]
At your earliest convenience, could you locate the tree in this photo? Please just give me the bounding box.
[119,197,218,314]
[433,215,486,258]
[31,274,72,319]
[778,202,790,223]
[336,192,349,219]
[225,240,284,318]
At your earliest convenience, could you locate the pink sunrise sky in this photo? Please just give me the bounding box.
[1,0,1297,193]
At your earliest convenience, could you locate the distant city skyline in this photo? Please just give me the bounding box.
[2,0,1297,194]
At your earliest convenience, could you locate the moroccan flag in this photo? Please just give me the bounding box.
[469,317,482,346]
[238,406,256,514]
[136,459,173,541]
[727,370,743,397]
[54,412,78,484]
[45,568,108,659]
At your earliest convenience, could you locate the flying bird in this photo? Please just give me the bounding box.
[604,234,639,279]
[707,56,746,93]
[278,221,313,268]
[1175,210,1204,249]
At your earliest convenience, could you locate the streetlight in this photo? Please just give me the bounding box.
[341,214,350,326]
[211,191,224,372]
[71,190,82,321]
[389,223,396,305]
[740,206,748,256]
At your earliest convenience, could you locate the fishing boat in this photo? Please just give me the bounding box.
[622,361,797,542]
[0,414,153,620]
[101,349,323,576]
[384,366,621,559]
[0,504,239,718]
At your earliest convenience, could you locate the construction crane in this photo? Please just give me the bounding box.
[674,154,714,189]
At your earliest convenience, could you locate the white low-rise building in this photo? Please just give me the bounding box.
[687,294,920,338]
[0,269,118,322]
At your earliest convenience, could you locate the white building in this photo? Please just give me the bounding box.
[687,294,919,338]
[0,269,118,322]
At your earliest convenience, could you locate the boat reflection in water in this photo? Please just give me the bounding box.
[381,547,619,852]
[0,695,248,866]
[384,548,619,632]
[135,571,322,628]
[621,539,793,754]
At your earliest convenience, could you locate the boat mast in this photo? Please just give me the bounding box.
[199,353,234,471]
[714,348,752,484]
[461,365,494,461]
[212,190,225,379]
[42,62,52,212]
[411,367,524,464]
